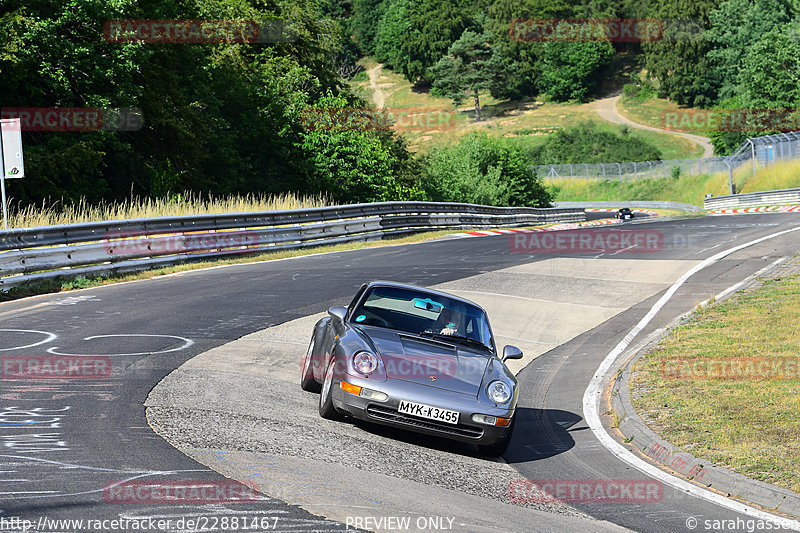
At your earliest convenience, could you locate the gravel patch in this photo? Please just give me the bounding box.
[147,367,588,518]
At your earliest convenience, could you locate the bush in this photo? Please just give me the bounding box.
[621,72,656,101]
[538,41,614,101]
[528,121,663,164]
[420,132,552,207]
[297,92,421,203]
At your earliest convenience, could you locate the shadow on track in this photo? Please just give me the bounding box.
[343,407,582,462]
[504,408,583,463]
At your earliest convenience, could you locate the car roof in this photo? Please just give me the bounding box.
[363,280,487,314]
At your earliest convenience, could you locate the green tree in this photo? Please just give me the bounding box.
[297,92,419,202]
[706,0,793,102]
[375,0,472,82]
[641,0,721,107]
[485,0,627,100]
[538,39,614,101]
[430,31,503,121]
[421,132,552,207]
[738,26,800,109]
[374,0,411,72]
[708,24,800,154]
[351,0,388,54]
[1,0,414,208]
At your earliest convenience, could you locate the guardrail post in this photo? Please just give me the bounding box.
[725,160,734,195]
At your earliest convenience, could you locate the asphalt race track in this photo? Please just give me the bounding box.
[1,213,799,532]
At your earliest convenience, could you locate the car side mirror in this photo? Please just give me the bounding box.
[501,345,523,362]
[328,306,347,322]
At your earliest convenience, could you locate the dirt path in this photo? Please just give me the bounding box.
[367,64,385,109]
[592,94,714,158]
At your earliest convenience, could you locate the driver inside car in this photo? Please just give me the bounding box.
[436,308,464,336]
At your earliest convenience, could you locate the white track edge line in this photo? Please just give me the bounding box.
[583,225,800,530]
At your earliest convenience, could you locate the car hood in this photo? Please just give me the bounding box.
[358,326,490,395]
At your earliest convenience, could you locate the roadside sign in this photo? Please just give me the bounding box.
[1,118,24,178]
[1,118,24,229]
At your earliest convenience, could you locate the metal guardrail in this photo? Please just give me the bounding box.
[553,201,702,212]
[0,201,584,290]
[703,187,800,210]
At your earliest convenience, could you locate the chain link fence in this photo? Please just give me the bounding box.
[534,132,800,190]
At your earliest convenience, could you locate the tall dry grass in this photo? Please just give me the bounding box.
[5,192,332,229]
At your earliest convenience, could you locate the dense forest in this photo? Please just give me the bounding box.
[1,0,799,209]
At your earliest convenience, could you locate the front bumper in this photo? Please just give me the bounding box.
[331,374,514,445]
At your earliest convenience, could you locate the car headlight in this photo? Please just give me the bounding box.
[353,351,378,375]
[487,380,512,404]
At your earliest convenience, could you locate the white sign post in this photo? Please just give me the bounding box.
[0,118,25,229]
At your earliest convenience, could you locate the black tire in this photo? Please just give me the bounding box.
[318,359,342,420]
[300,335,321,392]
[478,418,514,457]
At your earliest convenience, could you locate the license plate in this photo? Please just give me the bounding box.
[397,400,459,425]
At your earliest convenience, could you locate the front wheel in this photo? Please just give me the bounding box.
[318,359,342,420]
[300,335,321,392]
[477,419,514,457]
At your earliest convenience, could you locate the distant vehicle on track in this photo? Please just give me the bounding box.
[616,207,635,221]
[300,281,522,456]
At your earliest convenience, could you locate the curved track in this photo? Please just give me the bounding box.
[1,214,799,532]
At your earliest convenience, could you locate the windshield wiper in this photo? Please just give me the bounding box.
[418,331,493,353]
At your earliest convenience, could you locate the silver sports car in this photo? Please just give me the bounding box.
[300,281,523,456]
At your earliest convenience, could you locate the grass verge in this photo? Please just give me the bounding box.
[551,173,732,206]
[550,158,800,206]
[617,95,691,132]
[738,159,800,194]
[629,257,800,493]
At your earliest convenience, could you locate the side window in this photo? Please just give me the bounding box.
[347,284,368,318]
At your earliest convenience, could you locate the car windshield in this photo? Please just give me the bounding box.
[351,286,494,350]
